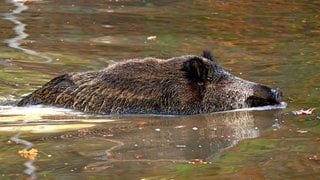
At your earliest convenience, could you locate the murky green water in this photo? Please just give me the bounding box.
[0,0,319,179]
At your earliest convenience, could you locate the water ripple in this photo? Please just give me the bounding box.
[3,0,52,63]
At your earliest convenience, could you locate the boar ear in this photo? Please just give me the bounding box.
[201,50,216,61]
[182,57,208,83]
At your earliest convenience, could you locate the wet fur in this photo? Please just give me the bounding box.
[18,51,280,114]
[19,54,213,114]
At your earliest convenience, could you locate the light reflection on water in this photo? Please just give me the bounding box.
[3,0,52,63]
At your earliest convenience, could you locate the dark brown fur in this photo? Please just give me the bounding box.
[18,51,282,115]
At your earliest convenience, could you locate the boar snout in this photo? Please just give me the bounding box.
[246,85,283,107]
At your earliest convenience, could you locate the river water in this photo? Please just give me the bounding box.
[0,0,319,179]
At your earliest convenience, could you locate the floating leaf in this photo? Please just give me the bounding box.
[147,36,157,40]
[292,108,315,115]
[296,130,308,134]
[189,159,207,164]
[136,120,149,126]
[134,154,143,159]
[18,148,38,160]
[174,125,185,129]
[5,140,16,145]
[308,155,320,161]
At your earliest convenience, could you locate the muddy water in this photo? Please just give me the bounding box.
[0,0,319,179]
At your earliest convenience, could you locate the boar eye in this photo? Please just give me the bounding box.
[206,65,221,82]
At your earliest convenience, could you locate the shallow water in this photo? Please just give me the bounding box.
[0,0,319,179]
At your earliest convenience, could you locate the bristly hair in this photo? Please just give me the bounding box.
[201,50,215,61]
[181,57,208,83]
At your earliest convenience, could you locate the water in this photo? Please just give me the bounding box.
[0,0,319,179]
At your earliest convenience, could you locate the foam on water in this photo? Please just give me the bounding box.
[230,101,287,112]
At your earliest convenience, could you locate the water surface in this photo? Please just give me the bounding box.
[0,0,319,179]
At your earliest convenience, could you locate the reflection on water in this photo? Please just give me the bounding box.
[9,132,36,179]
[2,1,53,173]
[1,1,48,174]
[0,105,280,178]
[3,0,52,63]
[91,111,267,162]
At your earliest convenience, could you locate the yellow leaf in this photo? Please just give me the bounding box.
[18,148,38,160]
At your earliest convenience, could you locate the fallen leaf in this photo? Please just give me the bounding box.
[18,148,38,160]
[16,0,36,2]
[136,120,148,126]
[134,154,143,159]
[103,134,114,137]
[147,36,157,40]
[292,108,315,115]
[174,125,186,129]
[296,130,308,134]
[189,158,207,164]
[5,140,16,145]
[315,137,320,142]
[219,41,234,47]
[308,155,320,161]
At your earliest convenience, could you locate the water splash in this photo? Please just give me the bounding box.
[3,0,52,63]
